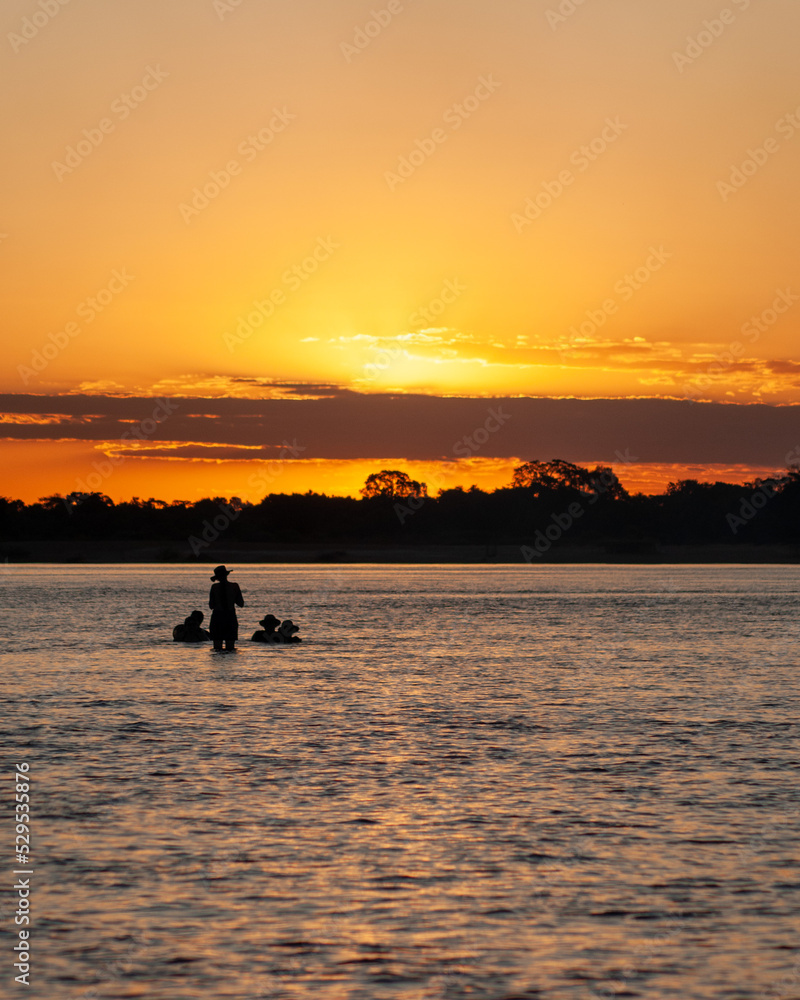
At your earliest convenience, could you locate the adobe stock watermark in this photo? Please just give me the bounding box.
[65,932,153,997]
[558,247,672,355]
[188,439,305,554]
[717,102,800,202]
[511,117,628,232]
[341,1,408,63]
[70,399,181,498]
[179,109,296,223]
[545,0,593,32]
[363,278,466,382]
[451,405,512,460]
[521,449,638,561]
[59,492,92,516]
[673,0,755,73]
[726,478,784,535]
[725,446,800,536]
[8,0,72,53]
[246,439,306,497]
[409,278,466,327]
[394,405,512,523]
[760,957,800,1000]
[52,66,170,181]
[187,500,244,557]
[681,288,798,401]
[224,237,340,352]
[385,75,501,191]
[213,0,247,20]
[17,268,136,385]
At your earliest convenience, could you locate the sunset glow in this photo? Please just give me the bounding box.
[3,0,800,501]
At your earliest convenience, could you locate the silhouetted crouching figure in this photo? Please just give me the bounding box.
[208,565,244,651]
[251,614,280,643]
[251,615,302,644]
[277,619,302,643]
[173,610,210,642]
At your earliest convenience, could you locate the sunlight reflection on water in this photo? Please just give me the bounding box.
[3,564,800,999]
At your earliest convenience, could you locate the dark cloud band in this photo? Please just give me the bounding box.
[1,393,799,466]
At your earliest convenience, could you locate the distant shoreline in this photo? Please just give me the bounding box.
[4,540,800,565]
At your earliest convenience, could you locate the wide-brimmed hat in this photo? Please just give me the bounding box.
[259,614,280,628]
[279,619,299,632]
[210,565,232,581]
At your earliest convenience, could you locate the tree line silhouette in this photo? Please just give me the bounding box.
[3,459,800,556]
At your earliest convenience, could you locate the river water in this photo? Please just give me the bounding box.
[2,564,799,999]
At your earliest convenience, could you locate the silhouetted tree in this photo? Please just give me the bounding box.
[5,460,800,556]
[360,470,428,499]
[585,465,628,501]
[510,459,627,499]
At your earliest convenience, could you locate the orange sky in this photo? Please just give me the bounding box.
[2,438,792,504]
[2,0,800,502]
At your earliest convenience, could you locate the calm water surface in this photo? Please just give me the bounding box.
[2,564,800,1000]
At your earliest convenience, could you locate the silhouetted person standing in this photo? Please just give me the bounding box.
[208,565,244,651]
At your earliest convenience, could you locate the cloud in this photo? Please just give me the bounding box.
[765,360,800,375]
[106,443,294,462]
[91,375,359,400]
[327,329,800,400]
[1,392,800,467]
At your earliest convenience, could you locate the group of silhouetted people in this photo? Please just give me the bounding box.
[171,565,302,651]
